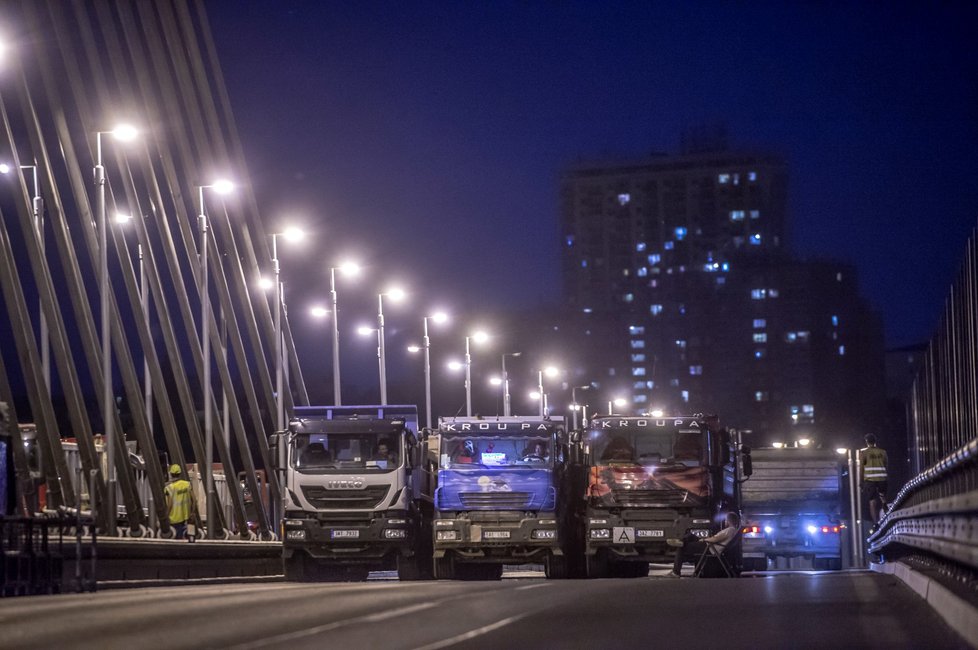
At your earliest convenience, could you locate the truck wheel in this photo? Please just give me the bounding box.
[434,554,455,580]
[586,552,609,579]
[545,555,569,579]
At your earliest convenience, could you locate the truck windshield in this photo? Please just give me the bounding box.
[441,435,552,469]
[292,433,400,472]
[589,428,704,466]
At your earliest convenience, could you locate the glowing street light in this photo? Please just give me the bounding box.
[270,226,305,430]
[310,305,329,319]
[197,177,234,538]
[501,352,521,416]
[95,123,140,536]
[418,311,449,428]
[329,261,360,405]
[537,366,560,417]
[607,397,627,415]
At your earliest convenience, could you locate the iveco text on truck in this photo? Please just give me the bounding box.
[428,416,571,579]
[272,405,432,581]
[573,414,748,578]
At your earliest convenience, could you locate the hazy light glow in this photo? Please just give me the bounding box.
[772,442,785,449]
[111,123,139,141]
[310,306,329,318]
[281,226,305,242]
[807,525,818,534]
[407,345,421,353]
[430,311,449,324]
[357,325,375,336]
[544,366,560,378]
[258,277,275,291]
[338,261,361,276]
[798,438,812,447]
[650,409,664,418]
[447,360,463,371]
[489,377,502,386]
[386,287,406,301]
[835,447,848,455]
[0,163,10,174]
[529,391,541,400]
[211,179,234,195]
[114,212,133,224]
[613,398,627,407]
[471,330,489,344]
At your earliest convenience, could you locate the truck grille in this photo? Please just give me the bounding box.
[459,492,532,509]
[300,484,390,510]
[612,488,698,507]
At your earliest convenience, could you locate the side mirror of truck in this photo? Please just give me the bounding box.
[741,446,753,477]
[268,433,283,471]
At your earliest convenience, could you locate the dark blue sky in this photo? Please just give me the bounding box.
[209,0,978,349]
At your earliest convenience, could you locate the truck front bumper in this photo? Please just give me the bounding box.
[584,512,712,563]
[282,514,417,562]
[432,516,559,562]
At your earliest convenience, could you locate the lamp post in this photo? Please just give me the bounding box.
[329,262,360,405]
[537,366,559,417]
[413,312,448,428]
[270,227,305,430]
[376,288,405,405]
[95,123,138,535]
[1,163,47,390]
[608,397,627,416]
[571,385,591,430]
[115,212,153,439]
[501,352,521,416]
[197,178,234,539]
[462,331,489,417]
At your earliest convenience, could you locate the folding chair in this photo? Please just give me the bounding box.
[693,530,741,578]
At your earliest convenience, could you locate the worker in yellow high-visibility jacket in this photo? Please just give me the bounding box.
[859,434,888,525]
[164,464,194,540]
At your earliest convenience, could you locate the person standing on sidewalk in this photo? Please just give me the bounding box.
[859,434,889,526]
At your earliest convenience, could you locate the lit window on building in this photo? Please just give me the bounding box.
[565,235,574,247]
[670,378,680,387]
[664,241,674,250]
[750,210,760,219]
[730,210,745,222]
[753,319,766,329]
[831,315,839,327]
[796,331,810,340]
[645,380,655,389]
[790,405,799,415]
[649,279,658,288]
[637,267,648,277]
[628,325,645,335]
[753,332,767,343]
[674,227,687,240]
[802,404,814,415]
[681,390,690,402]
[623,293,634,303]
[748,171,757,181]
[633,381,646,389]
[631,354,646,362]
[636,242,647,252]
[786,332,797,343]
[581,259,588,268]
[650,304,663,316]
[718,173,730,184]
[676,339,687,348]
[754,391,769,402]
[750,233,762,245]
[608,368,616,376]
[623,268,630,277]
[754,349,766,359]
[679,304,687,315]
[751,289,766,300]
[733,173,740,185]
[582,307,593,314]
[689,365,703,376]
[648,253,661,265]
[836,272,843,282]
[733,236,745,247]
[630,340,645,349]
[838,345,846,356]
[716,277,726,286]
[768,288,779,298]
[618,193,631,206]
[633,394,648,403]
[632,367,646,376]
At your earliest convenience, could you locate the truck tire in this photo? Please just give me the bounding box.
[586,552,609,579]
[434,554,456,580]
[545,555,569,579]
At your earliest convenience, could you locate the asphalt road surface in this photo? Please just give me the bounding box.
[0,568,966,649]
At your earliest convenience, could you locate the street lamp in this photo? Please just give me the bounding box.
[329,261,360,405]
[571,385,591,430]
[537,366,559,417]
[462,331,489,417]
[608,397,627,415]
[413,312,448,428]
[501,352,521,416]
[95,123,139,536]
[376,287,405,405]
[197,177,234,539]
[270,227,305,430]
[2,162,47,391]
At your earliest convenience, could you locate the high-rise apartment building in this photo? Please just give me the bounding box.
[558,143,884,446]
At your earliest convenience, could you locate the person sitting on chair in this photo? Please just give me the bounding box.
[668,511,740,578]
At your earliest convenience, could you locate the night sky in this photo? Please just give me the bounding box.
[207,1,978,393]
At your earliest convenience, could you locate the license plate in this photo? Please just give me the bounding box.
[637,529,664,538]
[612,527,635,544]
[484,530,510,539]
[331,529,359,539]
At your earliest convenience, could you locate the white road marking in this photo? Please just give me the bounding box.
[413,614,527,650]
[228,602,438,649]
[514,582,550,591]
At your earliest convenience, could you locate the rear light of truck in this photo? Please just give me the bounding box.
[742,525,765,539]
[820,526,841,534]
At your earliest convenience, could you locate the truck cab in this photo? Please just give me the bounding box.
[273,405,432,581]
[428,416,571,579]
[573,414,745,578]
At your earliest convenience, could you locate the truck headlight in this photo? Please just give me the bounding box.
[286,530,307,541]
[436,530,459,541]
[385,529,407,539]
[284,519,304,527]
[589,528,610,539]
[532,529,556,540]
[691,529,710,538]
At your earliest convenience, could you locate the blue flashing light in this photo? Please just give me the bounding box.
[664,241,674,250]
[674,227,687,240]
